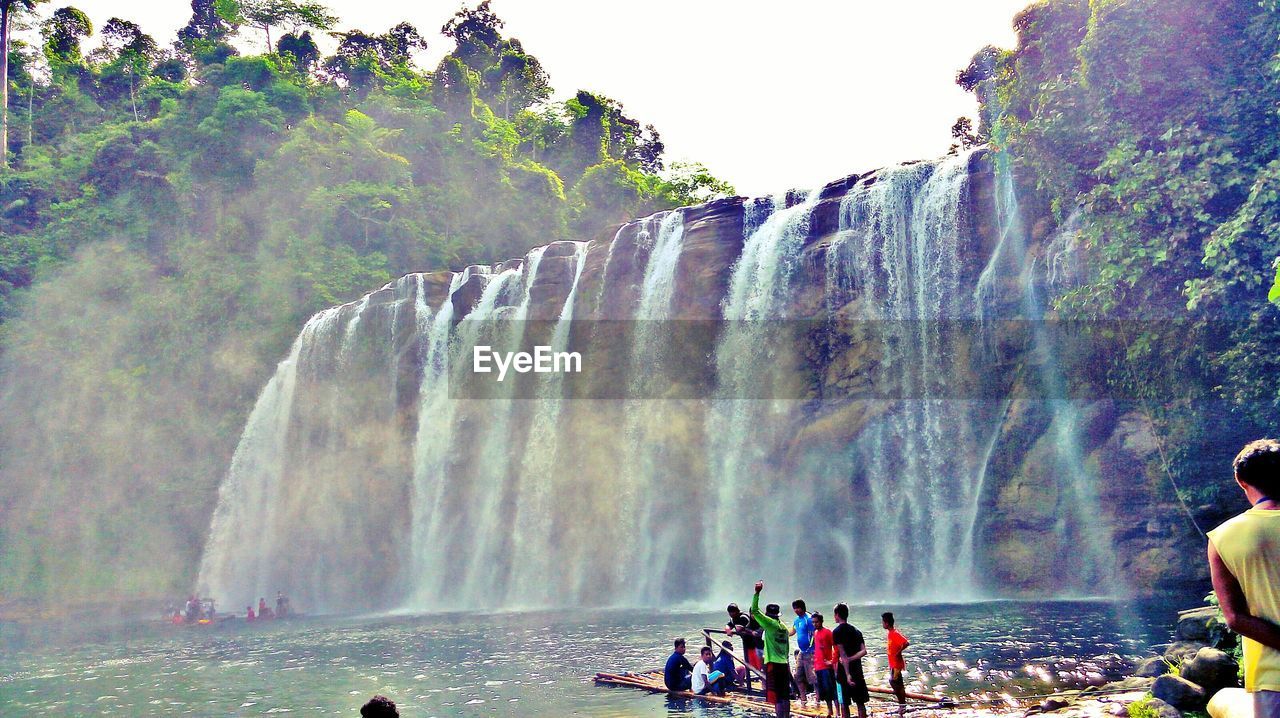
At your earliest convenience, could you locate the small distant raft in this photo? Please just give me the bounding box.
[594,670,950,716]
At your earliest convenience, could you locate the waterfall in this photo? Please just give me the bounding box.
[706,187,824,596]
[977,153,1119,595]
[618,210,697,603]
[197,149,1124,614]
[197,308,340,603]
[507,242,591,608]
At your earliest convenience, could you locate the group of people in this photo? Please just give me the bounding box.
[245,592,291,621]
[665,580,909,718]
[168,595,216,624]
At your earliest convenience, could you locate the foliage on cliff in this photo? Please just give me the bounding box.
[0,0,731,605]
[958,0,1280,512]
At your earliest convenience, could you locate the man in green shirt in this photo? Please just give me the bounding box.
[752,580,793,718]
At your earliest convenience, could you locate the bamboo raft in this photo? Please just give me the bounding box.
[594,670,947,716]
[595,627,951,715]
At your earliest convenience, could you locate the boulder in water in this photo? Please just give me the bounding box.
[1151,674,1207,711]
[1177,607,1223,644]
[1180,647,1239,696]
[1143,696,1184,718]
[1134,656,1169,678]
[1164,641,1208,664]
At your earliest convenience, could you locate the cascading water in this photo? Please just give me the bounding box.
[823,153,994,600]
[507,242,590,607]
[197,308,338,605]
[706,187,824,596]
[198,149,1125,614]
[976,152,1119,594]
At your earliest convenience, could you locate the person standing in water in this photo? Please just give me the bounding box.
[812,612,837,718]
[752,580,794,718]
[789,598,818,708]
[1209,439,1280,718]
[833,603,869,718]
[882,611,910,716]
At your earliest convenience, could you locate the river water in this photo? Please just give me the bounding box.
[0,599,1181,716]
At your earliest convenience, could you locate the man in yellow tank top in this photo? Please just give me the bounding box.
[1208,439,1280,718]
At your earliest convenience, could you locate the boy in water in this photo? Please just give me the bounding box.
[882,611,909,716]
[1209,439,1280,718]
[833,603,869,718]
[812,612,837,718]
[790,599,818,707]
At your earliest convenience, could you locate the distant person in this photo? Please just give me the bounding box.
[692,646,723,695]
[790,598,817,707]
[258,597,273,620]
[812,612,837,718]
[882,611,910,716]
[727,602,764,675]
[664,638,694,692]
[360,695,399,717]
[752,580,794,718]
[185,595,199,623]
[1209,439,1280,718]
[714,641,737,692]
[246,605,256,622]
[276,591,289,618]
[833,603,869,718]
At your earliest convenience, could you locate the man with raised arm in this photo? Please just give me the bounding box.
[752,580,794,718]
[1209,439,1280,718]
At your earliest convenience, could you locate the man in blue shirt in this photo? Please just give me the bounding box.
[790,598,818,708]
[712,641,737,695]
[664,638,693,691]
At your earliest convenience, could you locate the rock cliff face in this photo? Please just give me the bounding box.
[197,149,1205,614]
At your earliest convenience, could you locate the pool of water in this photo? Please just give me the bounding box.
[0,599,1180,716]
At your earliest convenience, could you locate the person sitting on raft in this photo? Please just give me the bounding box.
[246,605,256,621]
[692,646,726,695]
[713,641,738,691]
[751,580,794,718]
[664,638,694,692]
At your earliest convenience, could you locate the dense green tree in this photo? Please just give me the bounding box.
[219,0,336,52]
[1,0,48,167]
[325,22,426,91]
[40,5,89,65]
[276,29,317,71]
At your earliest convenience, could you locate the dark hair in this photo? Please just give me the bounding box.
[722,640,733,649]
[360,695,399,718]
[766,603,780,617]
[1234,439,1280,495]
[834,603,849,620]
[812,612,824,624]
[701,646,713,656]
[727,603,740,613]
[881,611,895,627]
[674,638,686,649]
[792,598,806,611]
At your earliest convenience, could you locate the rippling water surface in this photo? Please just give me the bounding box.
[0,600,1178,716]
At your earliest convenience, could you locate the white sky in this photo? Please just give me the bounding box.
[27,0,1029,196]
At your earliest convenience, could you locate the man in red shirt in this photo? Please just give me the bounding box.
[882,612,909,716]
[811,612,836,718]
